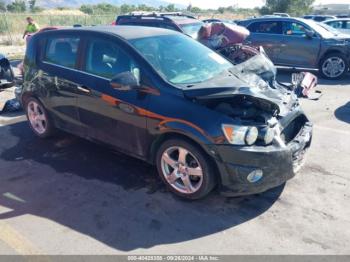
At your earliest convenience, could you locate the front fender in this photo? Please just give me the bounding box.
[159,120,215,146]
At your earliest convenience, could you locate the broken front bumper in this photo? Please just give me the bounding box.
[212,122,313,197]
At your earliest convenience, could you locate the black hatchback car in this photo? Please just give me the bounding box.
[21,26,312,199]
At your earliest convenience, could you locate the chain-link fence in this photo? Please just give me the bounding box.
[0,13,117,45]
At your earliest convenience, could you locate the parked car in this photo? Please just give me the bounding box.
[20,26,312,199]
[323,18,350,35]
[116,12,204,39]
[302,15,337,22]
[0,53,15,89]
[238,17,350,79]
[318,22,348,36]
[202,18,236,24]
[273,13,290,17]
[336,15,350,18]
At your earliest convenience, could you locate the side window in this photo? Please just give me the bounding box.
[85,39,138,79]
[327,21,343,29]
[248,21,282,34]
[44,36,80,68]
[283,22,309,36]
[345,21,350,29]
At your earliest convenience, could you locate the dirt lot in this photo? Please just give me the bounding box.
[0,69,349,255]
[0,43,25,59]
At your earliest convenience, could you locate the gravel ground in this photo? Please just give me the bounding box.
[0,44,25,59]
[0,69,349,255]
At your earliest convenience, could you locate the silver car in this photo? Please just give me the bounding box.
[324,18,350,35]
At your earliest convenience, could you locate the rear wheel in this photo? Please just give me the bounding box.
[156,138,216,200]
[24,97,55,138]
[319,53,348,79]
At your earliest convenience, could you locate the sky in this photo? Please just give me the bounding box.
[170,0,350,9]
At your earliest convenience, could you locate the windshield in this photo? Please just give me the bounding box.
[318,22,341,35]
[179,22,204,39]
[302,19,336,38]
[130,34,232,86]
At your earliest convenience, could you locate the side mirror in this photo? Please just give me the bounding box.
[305,30,315,39]
[110,70,140,91]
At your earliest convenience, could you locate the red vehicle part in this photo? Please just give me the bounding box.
[198,22,250,49]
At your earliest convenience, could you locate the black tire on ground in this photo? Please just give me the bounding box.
[156,138,217,200]
[319,52,348,80]
[24,97,56,138]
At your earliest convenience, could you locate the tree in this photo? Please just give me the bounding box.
[218,7,225,14]
[288,0,315,16]
[186,3,192,12]
[191,7,201,13]
[0,0,6,12]
[80,3,120,15]
[260,0,315,16]
[165,4,176,12]
[7,0,26,12]
[120,4,132,14]
[80,4,94,14]
[29,0,36,12]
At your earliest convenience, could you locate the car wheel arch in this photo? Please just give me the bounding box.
[318,50,349,79]
[319,50,348,67]
[21,91,37,105]
[149,131,222,185]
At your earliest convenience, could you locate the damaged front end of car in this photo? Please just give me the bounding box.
[184,51,313,196]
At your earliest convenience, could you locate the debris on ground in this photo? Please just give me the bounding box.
[1,98,22,113]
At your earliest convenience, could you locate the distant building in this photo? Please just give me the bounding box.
[313,4,350,15]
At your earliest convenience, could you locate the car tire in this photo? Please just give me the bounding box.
[319,53,348,79]
[156,138,216,200]
[24,97,55,138]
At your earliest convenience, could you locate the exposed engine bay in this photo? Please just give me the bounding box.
[184,49,310,147]
[206,95,277,125]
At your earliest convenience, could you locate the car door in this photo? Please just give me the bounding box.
[75,36,149,157]
[39,34,83,134]
[276,21,321,68]
[245,20,284,62]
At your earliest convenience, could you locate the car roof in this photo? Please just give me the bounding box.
[117,14,198,24]
[240,17,308,23]
[39,25,178,40]
[164,16,201,25]
[324,18,350,22]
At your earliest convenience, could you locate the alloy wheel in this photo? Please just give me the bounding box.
[160,146,203,194]
[27,101,47,135]
[322,57,346,78]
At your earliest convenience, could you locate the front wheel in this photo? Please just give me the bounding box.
[156,139,216,200]
[319,53,348,79]
[24,97,55,138]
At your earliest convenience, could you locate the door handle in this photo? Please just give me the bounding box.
[77,85,91,94]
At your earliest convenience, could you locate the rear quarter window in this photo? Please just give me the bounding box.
[44,36,80,68]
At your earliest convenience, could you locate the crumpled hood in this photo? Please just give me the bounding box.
[183,54,299,116]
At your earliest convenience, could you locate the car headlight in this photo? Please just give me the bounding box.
[222,124,258,145]
[259,127,275,145]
